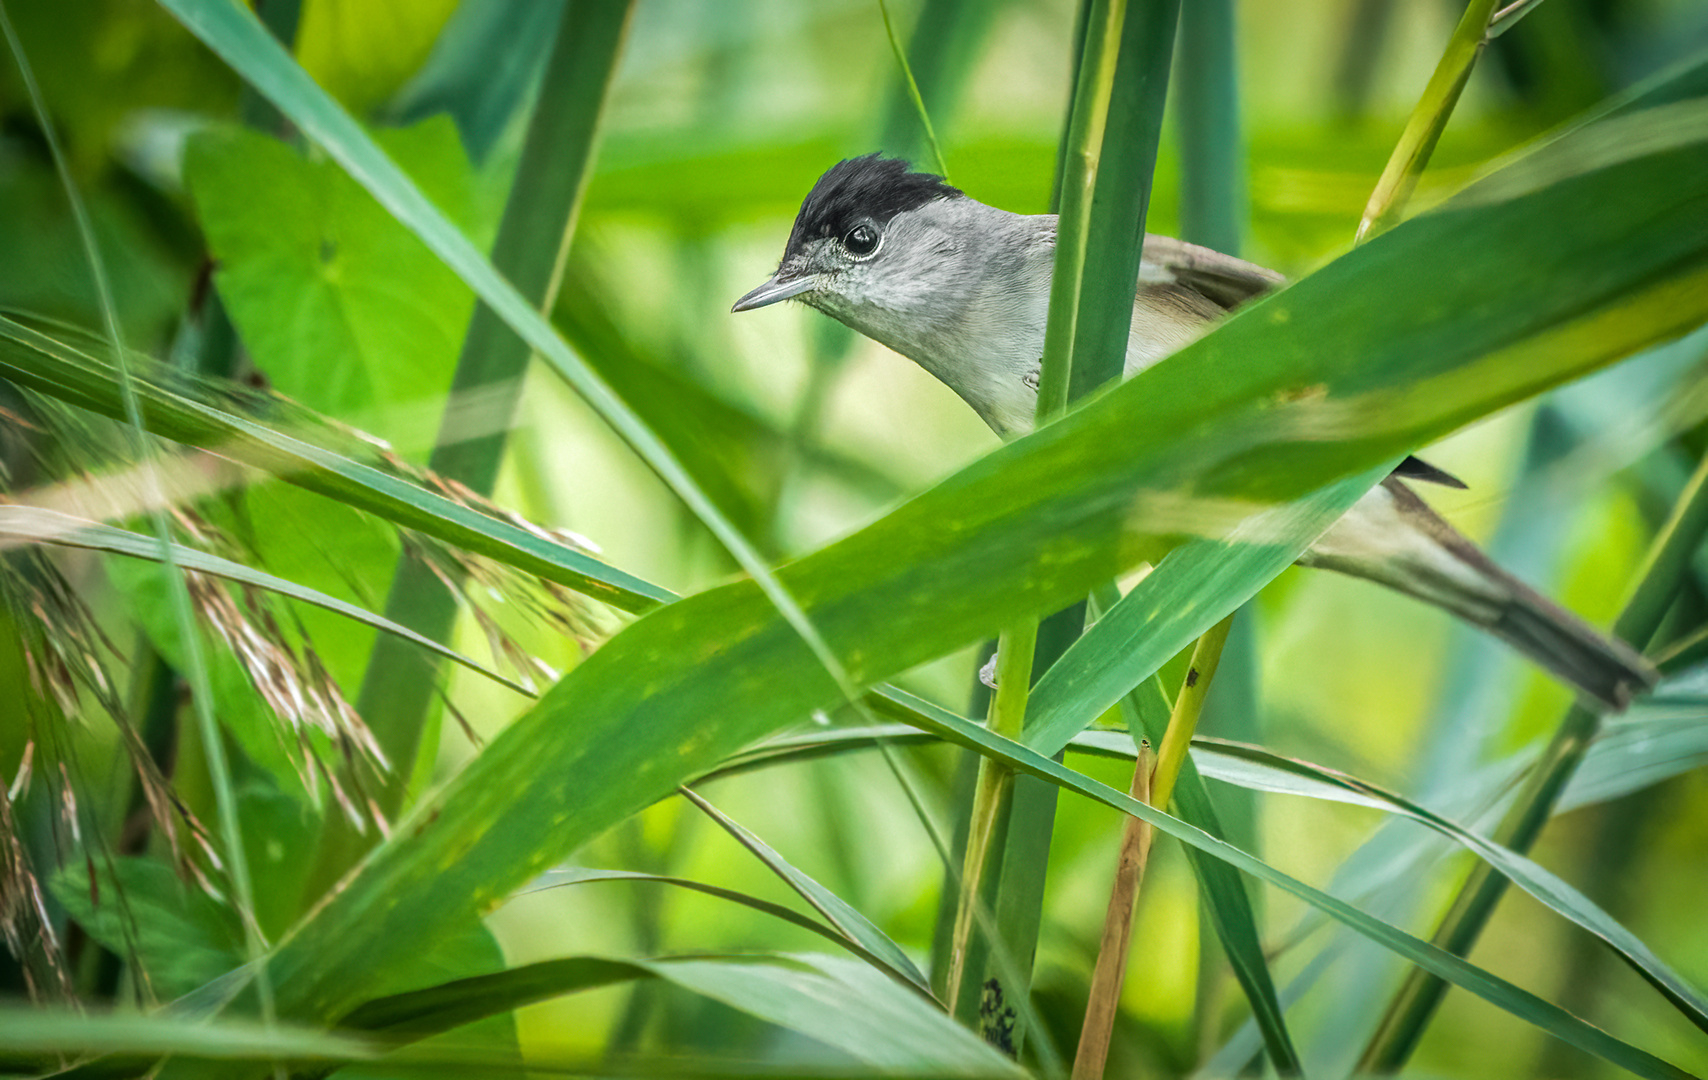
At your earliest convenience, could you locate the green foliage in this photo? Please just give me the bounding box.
[49,857,245,1002]
[2,3,1707,1078]
[186,119,484,420]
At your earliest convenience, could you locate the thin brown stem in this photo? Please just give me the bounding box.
[1072,742,1153,1080]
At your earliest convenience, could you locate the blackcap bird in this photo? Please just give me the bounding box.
[732,154,1655,709]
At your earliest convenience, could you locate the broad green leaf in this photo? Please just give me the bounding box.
[185,119,482,421]
[49,857,244,1002]
[680,787,932,994]
[0,505,522,693]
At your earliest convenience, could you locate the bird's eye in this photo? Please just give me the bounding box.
[843,223,880,257]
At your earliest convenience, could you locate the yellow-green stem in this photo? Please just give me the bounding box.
[945,620,1039,1016]
[1151,615,1235,809]
[1355,0,1499,243]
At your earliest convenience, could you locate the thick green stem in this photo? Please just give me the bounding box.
[946,0,1182,1055]
[1358,448,1708,1072]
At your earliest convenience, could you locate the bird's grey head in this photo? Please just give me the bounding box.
[731,155,966,324]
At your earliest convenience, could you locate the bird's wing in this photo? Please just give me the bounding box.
[1138,234,1286,311]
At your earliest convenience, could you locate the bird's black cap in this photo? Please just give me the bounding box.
[782,154,961,260]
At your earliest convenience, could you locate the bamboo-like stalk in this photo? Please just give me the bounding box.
[303,0,636,901]
[946,621,1038,1022]
[1357,449,1708,1071]
[1355,0,1499,243]
[1071,742,1152,1080]
[943,0,1126,1045]
[945,0,1184,1055]
[1074,615,1231,1077]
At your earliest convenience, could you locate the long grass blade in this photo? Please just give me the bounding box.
[680,787,933,995]
[1359,446,1708,1070]
[0,314,669,611]
[528,868,923,995]
[0,506,527,695]
[877,0,950,180]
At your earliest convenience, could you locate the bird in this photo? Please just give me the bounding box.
[731,154,1656,710]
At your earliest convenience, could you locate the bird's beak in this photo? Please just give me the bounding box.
[731,271,816,312]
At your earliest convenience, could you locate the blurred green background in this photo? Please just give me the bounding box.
[2,1,1706,1076]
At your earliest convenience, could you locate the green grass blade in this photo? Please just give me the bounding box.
[877,0,949,180]
[0,314,669,611]
[1360,445,1708,1069]
[1356,0,1499,241]
[877,0,1004,163]
[1067,0,1181,401]
[1024,468,1387,755]
[156,0,866,726]
[527,867,928,996]
[1174,0,1244,255]
[680,788,933,995]
[0,1008,379,1073]
[0,506,527,696]
[343,955,1022,1077]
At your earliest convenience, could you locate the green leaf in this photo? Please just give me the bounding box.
[1024,468,1388,755]
[185,118,483,420]
[680,787,933,995]
[0,313,669,612]
[0,1006,378,1073]
[48,856,244,1002]
[295,0,462,115]
[528,867,921,981]
[0,505,524,693]
[896,700,1696,1078]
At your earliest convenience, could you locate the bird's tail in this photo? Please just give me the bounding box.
[1301,479,1657,711]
